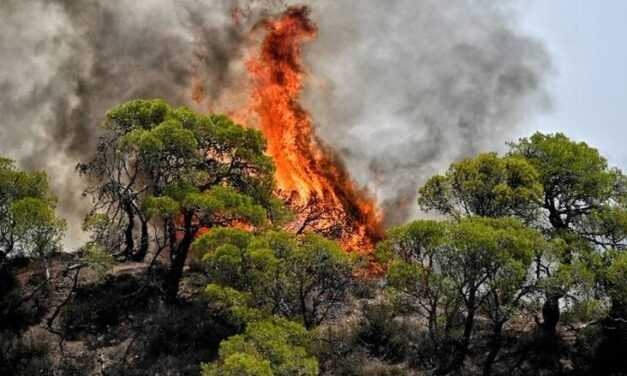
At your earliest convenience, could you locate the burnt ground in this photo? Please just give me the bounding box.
[1,255,237,376]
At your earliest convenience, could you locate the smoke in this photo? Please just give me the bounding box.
[302,0,551,225]
[0,0,550,245]
[0,0,277,247]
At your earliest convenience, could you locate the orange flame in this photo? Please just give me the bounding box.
[246,7,383,252]
[193,7,383,253]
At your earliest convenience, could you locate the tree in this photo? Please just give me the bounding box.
[197,229,356,329]
[509,132,626,237]
[509,132,627,337]
[201,317,319,376]
[606,251,627,321]
[0,158,65,277]
[378,220,460,367]
[418,133,627,339]
[77,100,171,261]
[383,218,542,374]
[474,218,544,376]
[418,152,542,221]
[79,100,280,301]
[584,250,627,375]
[0,158,65,375]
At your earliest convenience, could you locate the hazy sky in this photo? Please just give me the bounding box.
[516,0,627,168]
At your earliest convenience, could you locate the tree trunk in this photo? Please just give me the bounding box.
[482,321,504,376]
[131,218,149,262]
[0,250,6,271]
[593,301,627,374]
[165,237,192,303]
[542,293,560,338]
[438,295,476,375]
[458,307,476,365]
[165,214,195,303]
[123,202,135,259]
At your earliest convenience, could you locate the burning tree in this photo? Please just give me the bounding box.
[79,99,280,301]
[193,7,384,252]
[246,7,383,251]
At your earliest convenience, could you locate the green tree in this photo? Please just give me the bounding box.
[418,152,542,221]
[201,317,319,376]
[383,218,542,374]
[0,158,65,276]
[509,132,626,237]
[509,132,627,337]
[606,251,627,318]
[77,100,172,261]
[0,158,65,375]
[79,100,280,301]
[197,229,356,329]
[378,221,458,360]
[588,250,627,375]
[419,133,627,339]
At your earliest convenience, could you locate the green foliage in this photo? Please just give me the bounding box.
[561,298,607,325]
[606,251,627,309]
[202,318,318,376]
[0,158,65,264]
[386,218,541,313]
[418,132,627,343]
[376,220,445,263]
[509,132,622,209]
[143,196,180,218]
[355,302,414,362]
[79,98,278,241]
[204,284,263,324]
[202,352,273,376]
[418,152,542,219]
[79,99,282,299]
[509,132,627,237]
[383,217,545,371]
[198,229,356,328]
[538,236,598,299]
[79,242,114,278]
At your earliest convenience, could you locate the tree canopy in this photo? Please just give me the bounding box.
[0,158,65,272]
[382,217,544,373]
[509,132,627,244]
[417,133,627,340]
[79,99,282,300]
[198,228,357,329]
[418,152,542,220]
[202,317,318,376]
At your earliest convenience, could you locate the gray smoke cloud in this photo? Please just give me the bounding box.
[0,0,275,246]
[302,0,551,225]
[0,0,550,246]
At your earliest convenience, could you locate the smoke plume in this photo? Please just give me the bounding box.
[0,0,550,246]
[302,1,551,225]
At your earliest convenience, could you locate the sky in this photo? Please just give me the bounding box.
[515,0,627,169]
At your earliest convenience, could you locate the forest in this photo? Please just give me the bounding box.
[1,99,626,375]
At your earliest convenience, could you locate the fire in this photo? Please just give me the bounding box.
[194,6,383,252]
[246,7,383,252]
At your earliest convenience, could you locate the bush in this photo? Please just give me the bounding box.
[356,302,414,362]
[561,298,607,325]
[203,317,319,376]
[315,324,366,375]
